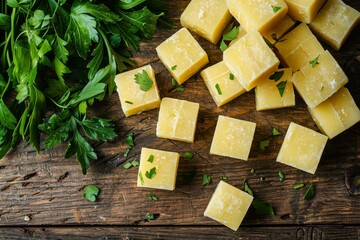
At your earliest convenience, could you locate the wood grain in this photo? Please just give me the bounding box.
[0,0,359,235]
[0,226,359,240]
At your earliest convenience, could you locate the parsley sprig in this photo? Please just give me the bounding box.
[0,0,172,174]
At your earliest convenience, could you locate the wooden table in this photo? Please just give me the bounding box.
[1,1,359,239]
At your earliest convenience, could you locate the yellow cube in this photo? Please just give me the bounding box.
[292,50,348,108]
[180,0,232,44]
[284,0,327,23]
[276,23,324,72]
[226,0,288,33]
[255,68,295,111]
[156,28,209,85]
[224,31,280,91]
[309,0,360,51]
[263,16,296,44]
[308,88,360,139]
[204,180,253,231]
[201,61,246,107]
[156,98,200,143]
[137,148,180,191]
[114,65,160,117]
[210,115,256,160]
[276,122,328,174]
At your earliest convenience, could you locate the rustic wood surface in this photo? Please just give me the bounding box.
[1,1,359,239]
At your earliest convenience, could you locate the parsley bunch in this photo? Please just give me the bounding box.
[0,0,172,174]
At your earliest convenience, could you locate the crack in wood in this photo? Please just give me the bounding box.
[57,172,69,182]
[23,172,37,180]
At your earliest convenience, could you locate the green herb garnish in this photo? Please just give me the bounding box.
[146,213,155,220]
[123,160,139,169]
[148,155,154,163]
[259,140,270,151]
[171,65,177,71]
[171,78,177,86]
[272,127,281,136]
[252,199,275,215]
[125,101,133,104]
[145,167,157,179]
[304,184,314,200]
[146,194,158,201]
[294,183,305,190]
[276,81,287,97]
[171,86,185,93]
[269,71,284,82]
[135,70,153,91]
[251,169,256,174]
[272,5,282,13]
[215,83,222,95]
[243,179,254,196]
[82,185,100,202]
[124,131,135,157]
[229,73,235,80]
[220,24,239,51]
[310,55,320,68]
[139,172,144,185]
[219,176,228,180]
[183,152,194,159]
[278,170,285,182]
[202,174,211,186]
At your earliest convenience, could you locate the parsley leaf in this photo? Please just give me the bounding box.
[171,86,185,93]
[219,176,228,180]
[220,24,239,51]
[139,172,144,185]
[171,65,177,71]
[202,174,211,186]
[82,185,100,202]
[146,213,155,220]
[278,170,285,182]
[294,183,305,190]
[171,78,177,86]
[243,179,254,196]
[146,194,158,201]
[80,117,117,142]
[276,81,287,97]
[148,155,154,163]
[269,71,284,82]
[145,167,157,179]
[215,83,222,95]
[304,184,314,200]
[310,55,320,68]
[123,160,139,169]
[124,130,135,157]
[259,140,270,151]
[229,73,235,80]
[272,127,281,136]
[252,199,275,215]
[134,70,153,91]
[183,152,194,159]
[272,5,282,13]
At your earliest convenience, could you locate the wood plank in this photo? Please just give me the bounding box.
[0,225,359,240]
[0,0,359,227]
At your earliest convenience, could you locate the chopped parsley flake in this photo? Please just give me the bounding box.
[171,78,177,86]
[276,81,287,97]
[146,213,155,220]
[310,55,320,68]
[243,179,254,196]
[183,152,194,159]
[251,168,256,174]
[272,127,282,136]
[229,73,235,80]
[139,172,144,185]
[202,174,211,186]
[294,183,305,190]
[219,176,228,180]
[82,185,100,202]
[125,101,133,104]
[134,70,153,91]
[304,184,314,200]
[220,24,239,51]
[123,160,139,169]
[259,140,270,151]
[269,71,284,82]
[171,86,185,93]
[124,131,134,157]
[215,83,222,95]
[145,167,157,179]
[272,5,282,13]
[147,155,154,163]
[278,170,285,182]
[171,65,177,71]
[146,194,158,201]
